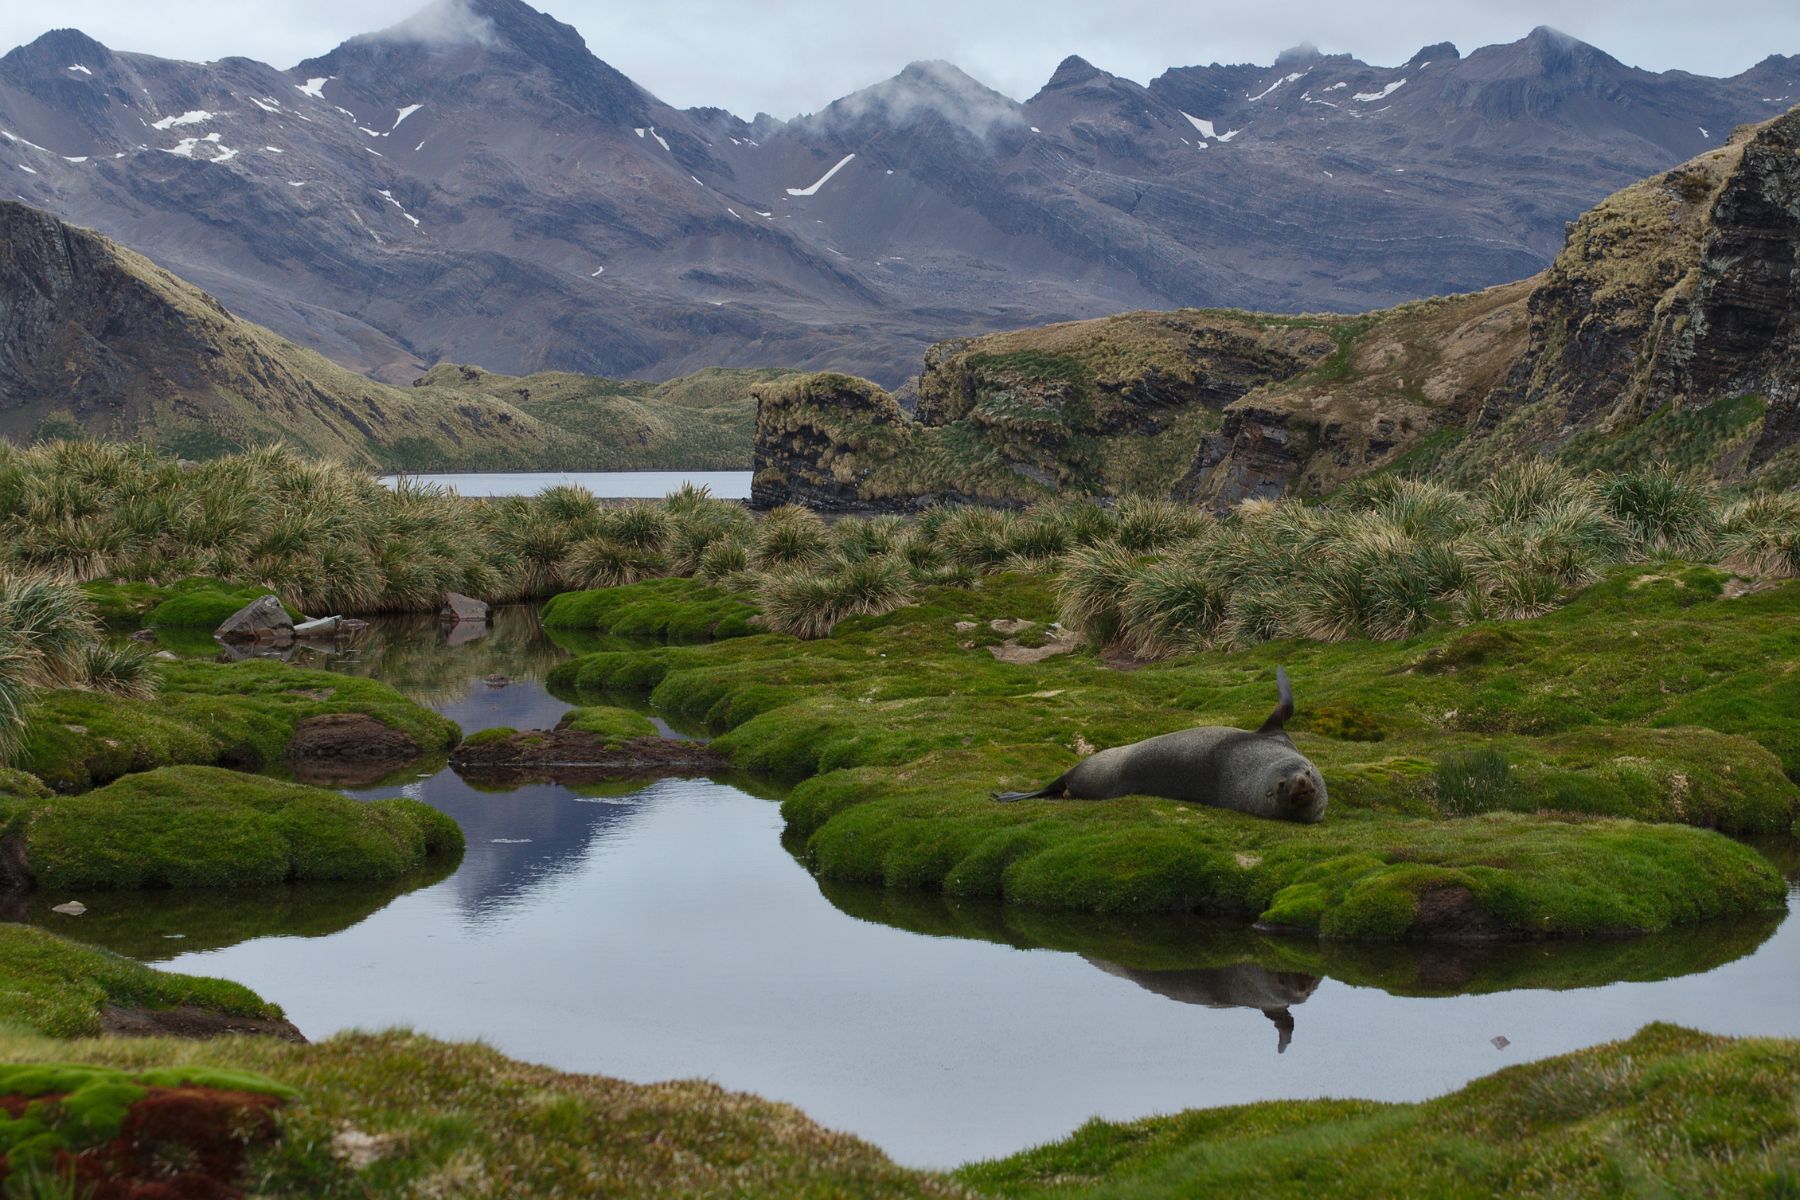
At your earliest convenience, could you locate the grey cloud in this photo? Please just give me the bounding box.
[810,60,1025,138]
[365,0,497,48]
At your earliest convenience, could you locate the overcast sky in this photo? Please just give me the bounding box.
[5,0,1797,118]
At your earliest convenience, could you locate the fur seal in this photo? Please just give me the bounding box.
[992,668,1328,822]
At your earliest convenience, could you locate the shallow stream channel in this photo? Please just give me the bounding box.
[20,608,1800,1167]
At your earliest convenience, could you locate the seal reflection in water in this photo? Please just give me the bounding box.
[992,668,1328,823]
[1086,959,1322,1053]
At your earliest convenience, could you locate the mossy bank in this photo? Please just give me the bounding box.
[1,765,463,892]
[17,658,459,793]
[550,572,1798,940]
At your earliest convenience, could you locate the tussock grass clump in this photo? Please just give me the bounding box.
[5,440,1791,653]
[751,505,829,572]
[1056,541,1145,648]
[1435,747,1523,817]
[0,575,160,762]
[1601,465,1720,558]
[758,554,913,640]
[1718,492,1800,578]
[1115,550,1231,658]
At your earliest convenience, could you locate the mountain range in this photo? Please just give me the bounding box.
[2,0,1795,388]
[752,109,1800,511]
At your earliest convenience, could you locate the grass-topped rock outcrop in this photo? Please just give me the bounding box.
[0,924,295,1040]
[551,571,1795,940]
[19,658,459,792]
[750,313,1335,510]
[1,765,463,892]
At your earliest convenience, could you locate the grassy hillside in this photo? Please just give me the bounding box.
[413,363,789,470]
[0,201,782,471]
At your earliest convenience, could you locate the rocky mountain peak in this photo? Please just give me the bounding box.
[813,59,1024,138]
[0,28,115,79]
[304,0,649,123]
[1408,41,1460,65]
[1041,55,1107,92]
[1511,26,1619,76]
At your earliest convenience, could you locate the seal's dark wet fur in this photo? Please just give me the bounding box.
[992,667,1328,823]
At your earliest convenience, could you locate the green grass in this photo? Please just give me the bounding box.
[548,571,1797,938]
[0,1026,959,1198]
[541,577,758,642]
[14,765,464,891]
[17,658,460,792]
[958,1024,1800,1199]
[81,577,302,630]
[0,925,284,1039]
[1560,394,1768,475]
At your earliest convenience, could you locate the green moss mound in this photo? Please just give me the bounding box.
[960,1024,1800,1198]
[80,577,302,630]
[18,766,464,891]
[18,658,460,792]
[541,578,758,642]
[552,573,1797,939]
[556,707,658,745]
[0,925,285,1040]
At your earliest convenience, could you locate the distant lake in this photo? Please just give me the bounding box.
[379,470,753,499]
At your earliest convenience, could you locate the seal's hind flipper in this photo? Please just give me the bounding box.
[1257,667,1295,735]
[992,774,1066,802]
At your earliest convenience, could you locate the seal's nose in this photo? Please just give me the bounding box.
[1281,772,1321,818]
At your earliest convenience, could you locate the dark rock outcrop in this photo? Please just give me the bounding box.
[450,729,728,785]
[750,373,918,510]
[751,313,1334,510]
[286,713,422,787]
[441,592,489,623]
[214,595,293,643]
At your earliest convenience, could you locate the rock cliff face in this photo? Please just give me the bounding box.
[1461,108,1800,480]
[1669,116,1800,467]
[751,313,1334,509]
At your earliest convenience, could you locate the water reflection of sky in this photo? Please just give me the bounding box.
[157,773,1799,1168]
[98,611,1800,1167]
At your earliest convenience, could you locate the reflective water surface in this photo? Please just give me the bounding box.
[376,470,753,499]
[23,613,1800,1168]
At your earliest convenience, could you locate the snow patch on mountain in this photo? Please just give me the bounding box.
[151,110,215,131]
[393,104,423,130]
[1248,72,1304,102]
[249,97,282,113]
[295,77,331,99]
[67,64,91,75]
[787,153,856,196]
[1180,112,1241,142]
[1353,79,1407,103]
[378,188,422,227]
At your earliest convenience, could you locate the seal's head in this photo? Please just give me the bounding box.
[1266,762,1328,823]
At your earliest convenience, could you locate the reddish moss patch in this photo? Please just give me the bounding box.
[0,1085,283,1200]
